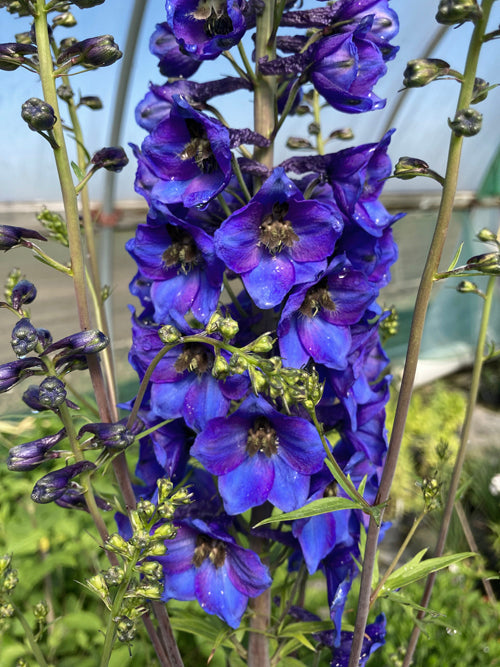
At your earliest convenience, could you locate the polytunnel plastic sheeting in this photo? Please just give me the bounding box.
[478,144,500,198]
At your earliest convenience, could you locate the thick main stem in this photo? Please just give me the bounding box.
[348,4,494,665]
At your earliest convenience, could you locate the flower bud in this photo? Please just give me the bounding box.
[205,311,223,334]
[78,95,103,110]
[56,84,73,102]
[0,603,14,618]
[394,157,432,180]
[0,42,37,71]
[105,533,133,558]
[457,280,479,294]
[436,0,482,25]
[212,354,229,379]
[11,279,37,309]
[57,35,122,69]
[0,358,46,393]
[59,36,78,50]
[78,421,135,450]
[31,460,96,504]
[152,522,176,541]
[466,251,500,274]
[133,583,163,599]
[137,561,163,579]
[158,324,182,344]
[43,329,109,356]
[72,0,106,7]
[137,500,156,524]
[86,573,110,603]
[0,555,12,577]
[33,601,49,621]
[103,566,124,585]
[249,366,267,394]
[52,12,77,27]
[219,316,239,339]
[250,334,274,354]
[228,353,247,374]
[2,569,18,592]
[286,137,313,150]
[0,225,46,251]
[11,318,38,356]
[55,488,112,512]
[448,108,482,136]
[38,376,67,408]
[328,128,354,141]
[477,228,498,244]
[157,478,173,503]
[471,78,490,104]
[7,428,66,471]
[115,616,136,643]
[402,59,450,88]
[91,146,128,172]
[21,98,57,132]
[141,542,167,558]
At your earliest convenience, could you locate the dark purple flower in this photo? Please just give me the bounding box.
[78,421,137,450]
[150,22,201,78]
[156,517,271,628]
[165,0,247,61]
[0,225,46,251]
[42,329,109,356]
[191,394,325,515]
[55,488,112,512]
[91,146,128,172]
[277,255,379,370]
[7,428,66,471]
[11,280,37,309]
[21,98,57,132]
[31,460,96,504]
[0,358,46,393]
[139,96,232,208]
[57,35,122,69]
[126,207,224,326]
[0,42,37,71]
[22,383,79,412]
[214,168,342,308]
[330,613,386,666]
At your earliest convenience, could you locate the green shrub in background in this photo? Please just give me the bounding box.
[386,382,467,516]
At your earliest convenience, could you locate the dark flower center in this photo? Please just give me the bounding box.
[180,119,218,174]
[162,227,200,273]
[246,416,278,458]
[192,535,227,568]
[191,0,234,37]
[174,344,213,375]
[259,202,299,254]
[323,481,338,498]
[299,278,335,318]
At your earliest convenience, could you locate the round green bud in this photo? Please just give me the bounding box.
[436,0,482,25]
[158,324,182,344]
[403,58,450,88]
[219,316,239,340]
[448,108,482,136]
[477,228,498,243]
[250,334,274,354]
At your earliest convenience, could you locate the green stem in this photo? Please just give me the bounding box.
[312,90,325,156]
[402,273,497,666]
[99,549,140,667]
[237,42,258,84]
[348,4,495,665]
[74,166,97,194]
[24,242,73,275]
[12,603,49,667]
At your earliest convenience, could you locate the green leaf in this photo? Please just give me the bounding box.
[447,242,464,271]
[383,551,475,591]
[253,497,365,527]
[384,590,444,617]
[71,161,86,181]
[279,621,334,637]
[169,617,232,646]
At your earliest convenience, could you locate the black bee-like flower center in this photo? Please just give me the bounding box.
[162,227,200,273]
[259,201,299,254]
[180,119,218,174]
[299,278,336,318]
[191,0,234,37]
[192,535,227,568]
[174,344,213,375]
[246,416,278,458]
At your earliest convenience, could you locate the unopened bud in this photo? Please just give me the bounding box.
[393,156,433,181]
[157,478,173,503]
[219,316,239,340]
[0,603,14,618]
[328,128,354,141]
[103,566,124,585]
[249,367,267,394]
[251,334,274,354]
[228,353,247,374]
[86,573,109,602]
[133,582,163,599]
[466,251,500,274]
[57,35,122,69]
[205,311,223,334]
[471,78,490,104]
[137,500,156,524]
[0,42,37,71]
[212,354,230,379]
[79,95,103,110]
[137,561,163,579]
[457,280,478,294]
[286,137,313,150]
[91,146,128,172]
[3,569,18,592]
[158,324,181,344]
[11,280,37,309]
[11,318,38,356]
[477,228,498,244]
[142,542,167,557]
[56,84,73,102]
[72,0,106,7]
[31,460,95,504]
[21,98,57,132]
[106,533,132,558]
[33,601,49,621]
[0,225,46,251]
[115,616,136,643]
[403,59,450,88]
[38,377,67,408]
[152,522,176,541]
[52,12,77,27]
[448,108,483,136]
[436,0,482,25]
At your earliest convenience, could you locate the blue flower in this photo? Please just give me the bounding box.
[191,394,325,515]
[277,255,379,370]
[156,517,271,628]
[165,0,246,61]
[330,613,386,666]
[150,22,201,78]
[214,168,342,309]
[138,96,232,208]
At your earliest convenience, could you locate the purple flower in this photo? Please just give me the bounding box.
[191,395,325,515]
[277,255,379,370]
[0,358,46,393]
[139,96,232,208]
[43,329,109,356]
[165,0,246,61]
[126,208,224,326]
[31,460,96,504]
[0,225,46,251]
[11,280,37,309]
[78,421,138,450]
[156,517,271,628]
[330,613,386,666]
[214,168,342,308]
[150,22,201,78]
[7,428,66,471]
